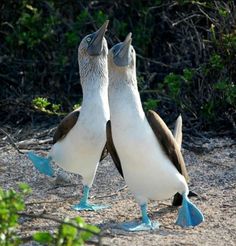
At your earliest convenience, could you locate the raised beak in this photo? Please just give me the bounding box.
[87,20,109,56]
[114,32,132,67]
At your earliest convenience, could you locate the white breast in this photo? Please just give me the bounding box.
[110,90,188,205]
[50,89,109,186]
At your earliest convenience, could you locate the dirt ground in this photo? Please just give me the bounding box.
[0,134,235,246]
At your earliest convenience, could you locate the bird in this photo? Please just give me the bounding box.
[28,20,110,211]
[107,111,198,207]
[107,33,204,231]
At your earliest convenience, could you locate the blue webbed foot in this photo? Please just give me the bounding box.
[72,202,109,211]
[27,151,54,177]
[121,220,160,231]
[176,193,204,227]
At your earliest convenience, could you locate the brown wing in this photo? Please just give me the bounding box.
[146,110,188,180]
[53,108,81,144]
[106,120,124,177]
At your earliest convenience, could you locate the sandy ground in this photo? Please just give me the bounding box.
[0,136,235,246]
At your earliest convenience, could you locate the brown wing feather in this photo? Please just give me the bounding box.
[146,110,188,180]
[106,120,124,177]
[53,108,81,144]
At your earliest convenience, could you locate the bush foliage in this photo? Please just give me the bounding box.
[0,184,100,245]
[0,0,235,133]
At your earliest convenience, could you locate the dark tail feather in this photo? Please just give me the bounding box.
[172,191,199,207]
[172,193,183,206]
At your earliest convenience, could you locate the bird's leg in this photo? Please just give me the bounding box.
[141,203,152,225]
[120,203,160,231]
[72,185,91,210]
[72,185,109,211]
[79,185,90,206]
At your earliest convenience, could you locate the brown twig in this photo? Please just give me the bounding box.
[0,128,25,154]
[17,138,52,149]
[18,212,102,245]
[172,14,202,27]
[136,53,172,68]
[25,199,66,206]
[92,185,127,200]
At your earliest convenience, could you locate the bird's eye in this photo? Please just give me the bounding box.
[86,37,92,43]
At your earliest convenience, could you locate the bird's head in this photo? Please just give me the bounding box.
[78,20,109,80]
[108,33,135,72]
[108,33,136,87]
[79,20,109,57]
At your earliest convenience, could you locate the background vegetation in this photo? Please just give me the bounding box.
[0,0,235,135]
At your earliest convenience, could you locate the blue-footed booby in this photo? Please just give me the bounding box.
[107,33,204,231]
[28,20,110,211]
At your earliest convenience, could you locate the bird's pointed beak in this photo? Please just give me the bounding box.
[114,32,132,67]
[87,20,109,56]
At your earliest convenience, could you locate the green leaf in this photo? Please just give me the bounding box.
[52,103,61,113]
[73,216,85,227]
[79,224,100,242]
[61,224,77,238]
[93,10,108,26]
[65,31,79,47]
[213,81,227,90]
[164,72,182,99]
[209,54,224,70]
[32,97,50,110]
[218,8,229,17]
[79,231,93,242]
[143,99,159,111]
[73,103,80,110]
[113,19,128,37]
[18,183,31,194]
[182,68,194,82]
[12,201,24,211]
[33,231,53,243]
[76,9,89,28]
[86,224,100,234]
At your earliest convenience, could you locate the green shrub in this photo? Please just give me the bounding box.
[32,97,62,115]
[0,183,31,245]
[0,184,100,245]
[144,98,160,111]
[1,0,235,132]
